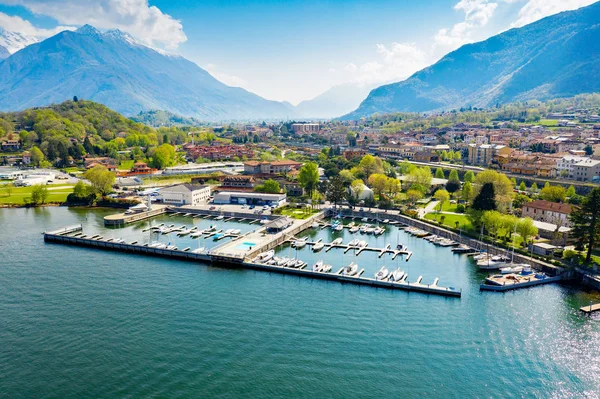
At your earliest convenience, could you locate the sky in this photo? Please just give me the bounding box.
[0,0,597,104]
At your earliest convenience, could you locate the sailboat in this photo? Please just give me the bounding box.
[375,266,389,280]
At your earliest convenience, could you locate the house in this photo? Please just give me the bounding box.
[22,151,31,165]
[221,175,256,189]
[573,159,600,182]
[84,157,117,171]
[243,160,302,175]
[291,123,320,134]
[522,200,573,227]
[1,139,20,151]
[158,184,211,206]
[344,148,367,160]
[413,150,440,163]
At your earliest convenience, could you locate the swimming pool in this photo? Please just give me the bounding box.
[237,242,257,250]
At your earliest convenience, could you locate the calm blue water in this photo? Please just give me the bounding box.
[1,208,600,398]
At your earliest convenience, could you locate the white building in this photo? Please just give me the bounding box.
[159,184,211,206]
[349,184,374,201]
[212,191,287,206]
[556,155,589,179]
[162,162,244,176]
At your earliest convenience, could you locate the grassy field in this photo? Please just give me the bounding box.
[0,184,75,205]
[424,213,472,231]
[276,206,320,220]
[119,160,134,170]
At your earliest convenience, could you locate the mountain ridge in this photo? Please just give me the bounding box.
[0,25,297,121]
[342,2,600,119]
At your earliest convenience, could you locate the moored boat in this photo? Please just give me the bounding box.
[375,266,389,280]
[343,262,358,276]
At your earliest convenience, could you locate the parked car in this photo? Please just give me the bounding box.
[249,205,255,209]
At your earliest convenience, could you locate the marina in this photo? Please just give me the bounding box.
[5,207,600,398]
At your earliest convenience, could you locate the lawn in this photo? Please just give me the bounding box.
[276,206,320,220]
[0,184,75,205]
[424,213,472,231]
[119,160,135,170]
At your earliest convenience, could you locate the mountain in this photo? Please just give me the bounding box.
[295,83,376,119]
[343,2,600,120]
[0,25,296,121]
[0,45,8,60]
[0,28,38,54]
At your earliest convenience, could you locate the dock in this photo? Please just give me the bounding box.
[43,226,461,298]
[580,302,600,314]
[300,241,412,261]
[480,275,561,292]
[104,205,169,226]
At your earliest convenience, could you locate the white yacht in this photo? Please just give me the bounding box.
[375,266,389,280]
[349,226,360,234]
[257,250,275,262]
[330,238,343,246]
[389,268,405,282]
[357,240,368,248]
[312,261,323,272]
[343,262,359,276]
[348,239,360,247]
[293,237,308,248]
[312,242,325,252]
[319,264,332,273]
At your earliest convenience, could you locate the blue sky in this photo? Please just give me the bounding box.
[0,0,597,103]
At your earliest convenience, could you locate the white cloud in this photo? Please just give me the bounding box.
[204,63,247,88]
[339,42,430,86]
[510,0,597,27]
[0,11,72,37]
[434,0,498,54]
[0,0,186,48]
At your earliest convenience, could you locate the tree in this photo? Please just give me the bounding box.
[530,182,539,194]
[407,167,432,192]
[539,185,566,203]
[481,210,502,238]
[435,168,445,179]
[30,146,44,166]
[406,189,423,205]
[472,182,496,211]
[566,185,576,198]
[3,183,14,198]
[84,165,115,196]
[570,188,600,262]
[29,184,49,205]
[585,144,594,156]
[510,177,517,187]
[325,176,347,208]
[255,179,281,194]
[448,169,459,182]
[358,154,384,178]
[499,214,519,241]
[434,189,450,212]
[367,173,388,198]
[519,181,527,191]
[339,169,355,185]
[150,144,176,169]
[461,181,473,204]
[73,95,79,102]
[398,160,416,175]
[298,162,320,198]
[463,170,475,183]
[385,178,401,198]
[446,169,461,193]
[516,218,538,248]
[474,170,513,209]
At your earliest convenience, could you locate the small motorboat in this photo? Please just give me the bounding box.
[191,247,206,254]
[312,242,325,252]
[382,219,390,224]
[166,245,178,250]
[334,224,344,231]
[500,265,524,274]
[293,237,308,248]
[312,222,320,229]
[348,239,360,247]
[312,261,323,272]
[215,215,224,220]
[347,222,356,228]
[389,268,405,282]
[343,262,358,276]
[257,250,275,262]
[330,238,343,246]
[349,226,359,234]
[375,266,389,280]
[319,264,332,273]
[373,227,384,235]
[451,244,472,253]
[357,240,368,248]
[396,243,405,250]
[361,217,368,222]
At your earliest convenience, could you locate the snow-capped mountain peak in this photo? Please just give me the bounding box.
[0,28,38,54]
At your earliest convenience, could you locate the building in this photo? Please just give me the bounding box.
[344,148,367,160]
[22,151,31,165]
[349,183,374,201]
[573,159,600,182]
[468,144,511,166]
[162,162,244,175]
[522,200,573,226]
[291,123,320,134]
[243,160,302,175]
[212,191,287,206]
[413,150,440,163]
[158,184,211,206]
[1,140,20,151]
[556,155,588,179]
[221,175,256,188]
[84,157,117,171]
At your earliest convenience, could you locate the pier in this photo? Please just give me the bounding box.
[104,205,169,226]
[43,224,461,298]
[299,240,412,261]
[580,302,600,314]
[480,275,561,291]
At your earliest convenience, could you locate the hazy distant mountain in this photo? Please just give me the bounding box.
[0,25,296,121]
[295,83,376,119]
[0,28,38,54]
[343,1,600,119]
